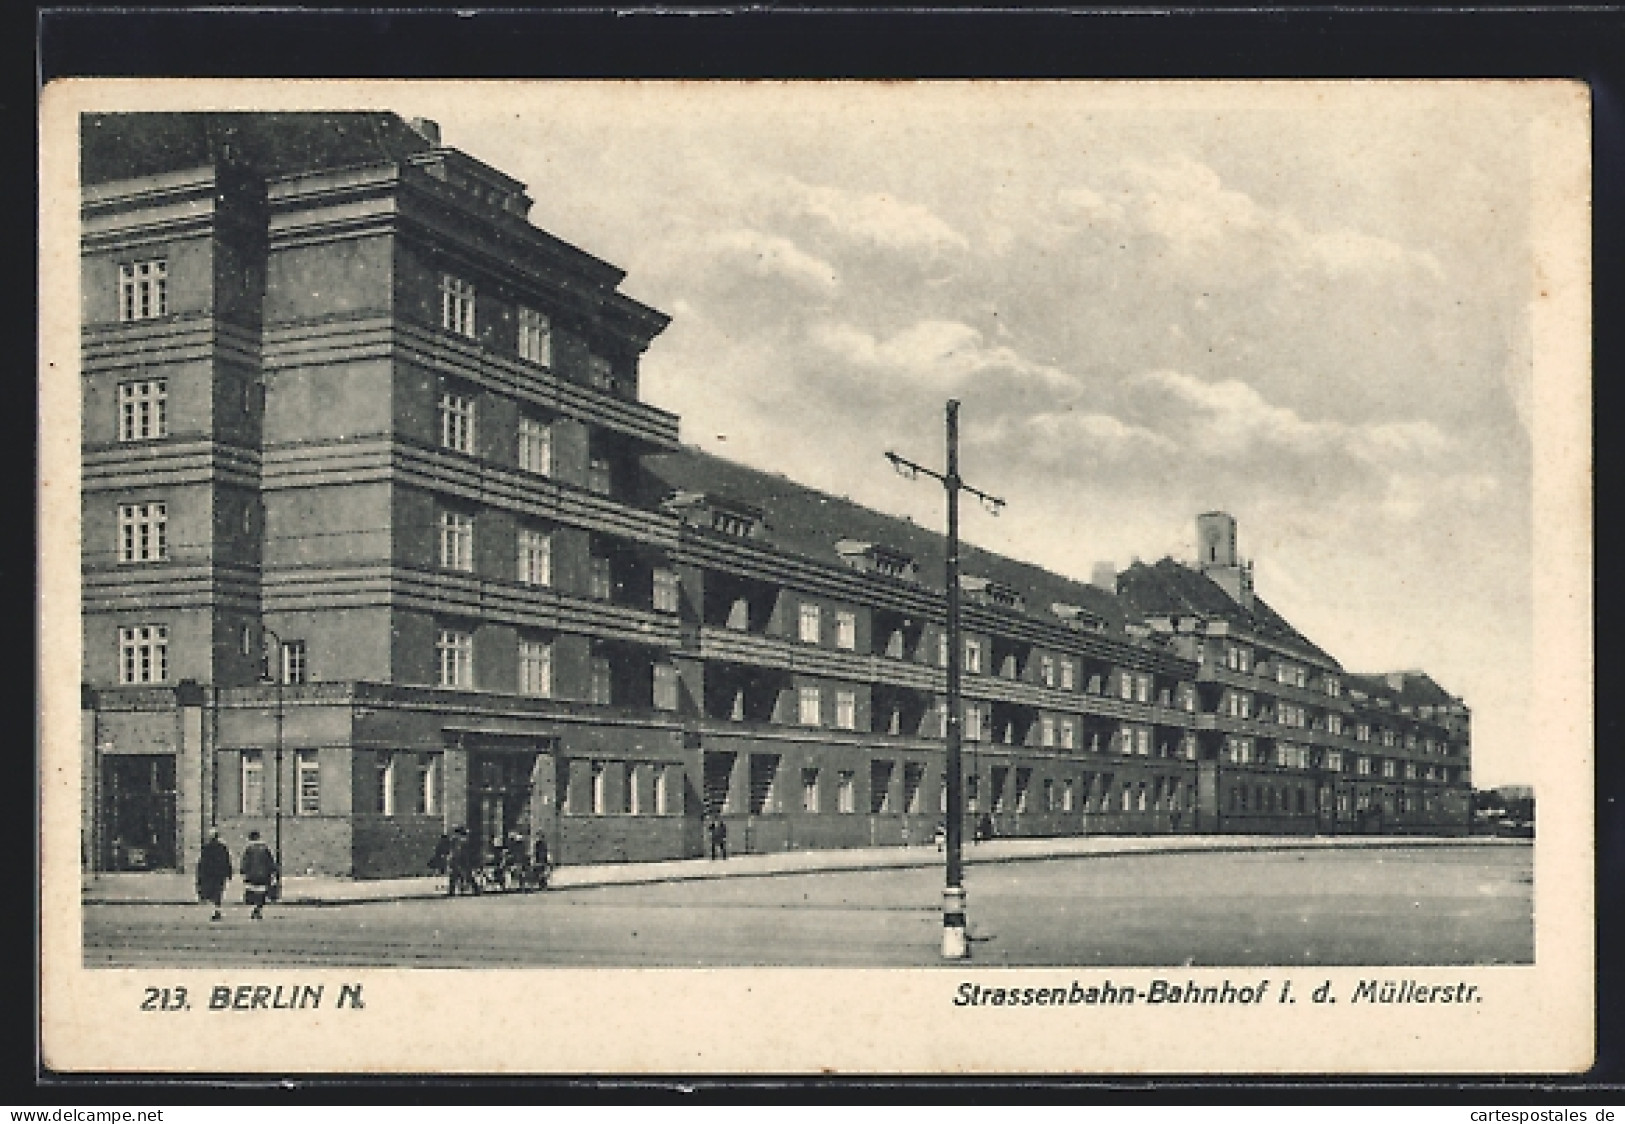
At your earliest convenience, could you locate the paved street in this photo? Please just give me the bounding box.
[82,842,1532,967]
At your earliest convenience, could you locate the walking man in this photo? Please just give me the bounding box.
[195,830,232,922]
[709,818,728,860]
[239,830,278,920]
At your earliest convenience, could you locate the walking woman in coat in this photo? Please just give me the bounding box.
[239,830,278,920]
[196,831,232,921]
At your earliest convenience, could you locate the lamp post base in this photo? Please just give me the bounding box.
[941,885,969,960]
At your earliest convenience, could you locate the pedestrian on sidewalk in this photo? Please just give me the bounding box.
[240,830,278,920]
[195,830,232,922]
[427,832,451,889]
[709,818,728,860]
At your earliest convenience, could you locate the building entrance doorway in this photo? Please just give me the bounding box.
[469,752,535,855]
[100,754,176,870]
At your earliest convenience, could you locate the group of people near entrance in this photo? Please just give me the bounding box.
[194,829,278,921]
[428,827,551,895]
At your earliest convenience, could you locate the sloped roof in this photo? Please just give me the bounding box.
[81,112,437,187]
[1116,556,1336,665]
[1346,671,1462,709]
[643,447,1132,633]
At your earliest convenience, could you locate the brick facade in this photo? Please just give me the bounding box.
[81,113,1472,879]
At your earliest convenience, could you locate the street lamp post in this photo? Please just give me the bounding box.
[887,400,1004,960]
[261,628,289,883]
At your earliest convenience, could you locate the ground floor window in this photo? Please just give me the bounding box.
[417,753,442,816]
[295,750,320,815]
[869,760,893,814]
[903,763,924,814]
[801,768,819,813]
[837,770,856,814]
[241,751,265,816]
[655,766,671,815]
[591,762,607,814]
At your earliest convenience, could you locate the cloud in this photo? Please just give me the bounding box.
[979,409,1179,461]
[787,178,970,256]
[705,227,839,294]
[1056,155,1445,283]
[811,318,1077,390]
[1139,368,1457,468]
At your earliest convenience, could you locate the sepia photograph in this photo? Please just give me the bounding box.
[39,79,1593,1073]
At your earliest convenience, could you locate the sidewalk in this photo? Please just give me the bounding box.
[80,832,1515,906]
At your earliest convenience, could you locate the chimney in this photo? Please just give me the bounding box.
[1090,561,1117,592]
[408,117,442,146]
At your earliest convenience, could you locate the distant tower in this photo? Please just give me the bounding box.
[1196,512,1237,568]
[1196,512,1254,608]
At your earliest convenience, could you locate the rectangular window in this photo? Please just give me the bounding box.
[118,625,169,684]
[1015,769,1032,813]
[441,274,476,338]
[118,259,167,321]
[118,379,168,442]
[904,763,924,814]
[1135,675,1151,704]
[798,686,821,727]
[655,767,671,816]
[518,416,552,474]
[240,751,265,816]
[519,640,553,698]
[1060,659,1076,690]
[837,771,856,814]
[590,657,613,705]
[1119,672,1135,701]
[295,750,320,815]
[281,641,307,685]
[1136,728,1150,756]
[955,701,981,747]
[436,629,474,688]
[378,752,397,816]
[439,510,474,572]
[963,638,983,675]
[1040,716,1055,748]
[589,555,613,601]
[834,610,857,651]
[517,528,551,586]
[834,689,856,730]
[627,764,642,816]
[798,603,821,644]
[1062,778,1075,812]
[419,754,442,815]
[653,569,680,613]
[117,502,168,563]
[1327,714,1343,735]
[870,760,893,814]
[937,633,949,668]
[518,307,552,365]
[591,762,607,815]
[439,390,477,453]
[801,768,820,813]
[653,663,679,711]
[1059,719,1076,750]
[1040,655,1056,688]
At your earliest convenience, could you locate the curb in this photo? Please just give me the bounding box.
[82,835,1523,907]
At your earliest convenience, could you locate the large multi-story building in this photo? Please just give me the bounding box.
[79,112,1472,878]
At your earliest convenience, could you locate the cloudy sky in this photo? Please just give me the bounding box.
[397,82,1548,786]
